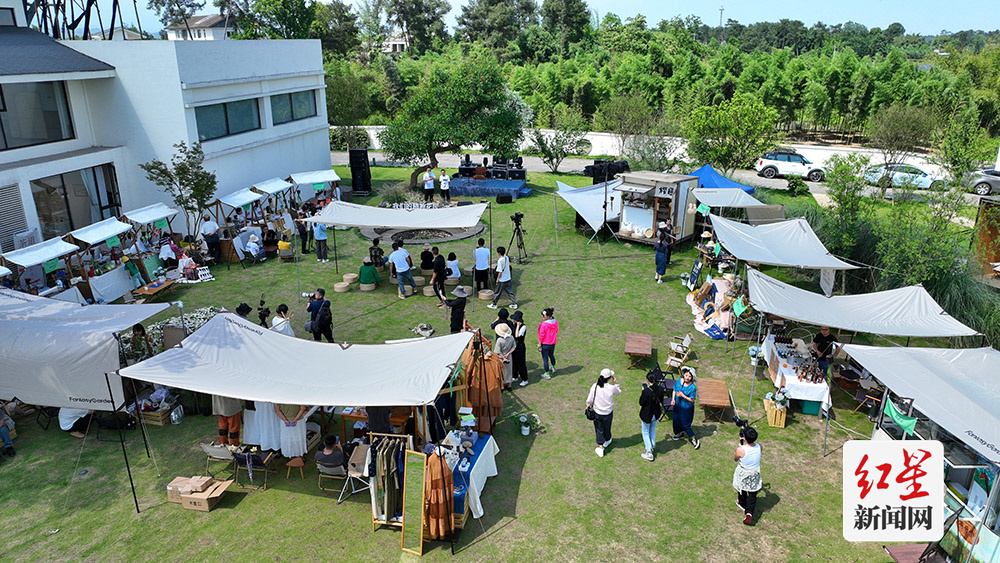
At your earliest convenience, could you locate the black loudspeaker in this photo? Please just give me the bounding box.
[496,194,513,204]
[508,168,526,181]
[349,149,372,195]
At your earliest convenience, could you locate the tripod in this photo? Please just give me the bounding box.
[509,221,528,263]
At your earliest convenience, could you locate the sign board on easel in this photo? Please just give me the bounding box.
[687,259,703,291]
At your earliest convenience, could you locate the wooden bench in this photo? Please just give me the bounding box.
[624,332,652,369]
[698,377,730,422]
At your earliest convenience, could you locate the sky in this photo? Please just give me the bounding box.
[117,0,1000,37]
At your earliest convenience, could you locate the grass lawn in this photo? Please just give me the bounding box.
[0,166,890,562]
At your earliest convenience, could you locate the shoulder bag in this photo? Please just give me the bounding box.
[585,385,597,421]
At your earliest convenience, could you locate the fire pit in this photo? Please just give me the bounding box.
[360,222,487,244]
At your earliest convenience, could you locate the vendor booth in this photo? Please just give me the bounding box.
[67,217,140,303]
[207,188,268,263]
[613,171,698,245]
[841,344,1000,563]
[251,177,296,215]
[289,169,342,202]
[0,236,81,297]
[555,179,622,243]
[122,203,181,276]
[709,214,857,271]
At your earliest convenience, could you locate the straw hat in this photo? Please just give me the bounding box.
[658,221,667,229]
[451,286,469,298]
[248,234,259,243]
[706,241,716,248]
[724,273,735,282]
[701,231,713,239]
[494,323,512,337]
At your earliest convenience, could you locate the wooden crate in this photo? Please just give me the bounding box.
[763,399,787,429]
[140,408,172,427]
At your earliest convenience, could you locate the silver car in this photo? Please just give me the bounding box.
[863,164,946,190]
[970,169,1000,195]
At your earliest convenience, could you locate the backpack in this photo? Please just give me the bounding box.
[317,303,332,328]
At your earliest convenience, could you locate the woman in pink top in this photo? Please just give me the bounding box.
[537,307,559,379]
[586,368,621,457]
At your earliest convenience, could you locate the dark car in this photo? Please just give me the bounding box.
[971,169,1000,196]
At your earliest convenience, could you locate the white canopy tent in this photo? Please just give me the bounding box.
[841,344,1000,465]
[692,188,764,208]
[289,169,342,186]
[68,217,132,245]
[709,214,857,270]
[216,188,267,209]
[120,313,474,406]
[0,288,170,410]
[122,203,178,225]
[1,237,80,267]
[747,269,978,337]
[252,177,294,196]
[0,265,11,277]
[304,200,488,229]
[555,179,623,235]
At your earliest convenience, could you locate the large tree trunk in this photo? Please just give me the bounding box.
[407,145,456,188]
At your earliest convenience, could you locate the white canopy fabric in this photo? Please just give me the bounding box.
[69,217,132,246]
[709,214,857,269]
[0,265,11,277]
[252,177,294,195]
[841,344,1000,464]
[122,202,178,225]
[120,313,474,406]
[556,179,623,232]
[747,269,978,337]
[0,289,170,410]
[289,169,341,186]
[693,188,764,208]
[1,237,79,267]
[304,201,487,229]
[216,188,266,209]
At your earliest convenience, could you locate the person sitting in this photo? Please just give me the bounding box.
[445,252,461,280]
[314,435,346,476]
[359,257,380,287]
[245,234,265,261]
[0,409,15,457]
[59,408,92,439]
[419,243,434,271]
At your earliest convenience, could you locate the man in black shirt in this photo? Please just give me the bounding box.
[812,326,840,376]
[445,286,468,333]
[315,435,346,473]
[431,246,447,307]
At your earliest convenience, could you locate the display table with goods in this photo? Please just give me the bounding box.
[449,430,499,523]
[761,333,832,414]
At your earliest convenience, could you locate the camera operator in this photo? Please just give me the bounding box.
[733,426,762,526]
[257,298,270,328]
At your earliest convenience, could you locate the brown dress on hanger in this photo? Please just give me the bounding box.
[424,452,454,539]
[462,337,503,434]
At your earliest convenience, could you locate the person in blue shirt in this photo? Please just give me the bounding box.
[387,241,417,299]
[422,166,436,203]
[672,367,700,449]
[473,238,490,291]
[312,220,329,263]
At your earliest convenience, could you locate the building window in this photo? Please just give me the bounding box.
[195,99,260,141]
[270,91,317,125]
[30,164,120,241]
[0,8,15,26]
[0,82,74,151]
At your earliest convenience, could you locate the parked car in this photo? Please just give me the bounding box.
[863,164,946,190]
[755,149,825,182]
[970,169,1000,195]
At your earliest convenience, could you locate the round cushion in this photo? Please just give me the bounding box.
[412,276,425,286]
[422,286,437,297]
[390,275,397,283]
[478,289,494,301]
[421,268,434,276]
[333,282,350,293]
[444,278,460,286]
[402,286,415,296]
[343,273,359,284]
[462,266,475,276]
[376,266,385,272]
[359,283,377,292]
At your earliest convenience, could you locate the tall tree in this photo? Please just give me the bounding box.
[540,0,589,54]
[378,56,529,186]
[356,0,386,66]
[593,93,653,157]
[385,0,450,55]
[684,94,780,175]
[138,142,217,237]
[455,0,538,49]
[230,0,315,39]
[866,103,935,195]
[325,60,371,125]
[310,0,359,57]
[148,0,204,35]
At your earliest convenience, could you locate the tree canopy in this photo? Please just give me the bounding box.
[684,94,780,174]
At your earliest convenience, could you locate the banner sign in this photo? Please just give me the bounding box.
[43,258,61,274]
[154,218,169,230]
[105,235,121,248]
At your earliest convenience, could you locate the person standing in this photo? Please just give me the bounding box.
[200,212,221,264]
[445,286,468,333]
[537,307,558,380]
[431,246,447,306]
[510,310,529,387]
[306,288,329,338]
[294,209,311,254]
[274,403,309,461]
[439,169,451,203]
[672,367,700,449]
[488,246,517,309]
[388,241,417,299]
[812,326,841,376]
[658,219,675,265]
[314,300,334,343]
[422,166,436,203]
[473,239,491,292]
[734,427,763,526]
[493,323,516,391]
[638,373,664,461]
[653,233,668,284]
[313,220,329,263]
[369,237,385,267]
[213,394,242,446]
[586,368,621,457]
[271,304,295,336]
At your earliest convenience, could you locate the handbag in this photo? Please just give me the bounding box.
[304,320,313,333]
[584,385,597,421]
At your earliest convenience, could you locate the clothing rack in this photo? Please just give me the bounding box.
[368,432,412,530]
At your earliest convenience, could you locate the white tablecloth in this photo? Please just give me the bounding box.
[762,335,832,412]
[463,435,499,519]
[88,265,131,303]
[51,285,87,304]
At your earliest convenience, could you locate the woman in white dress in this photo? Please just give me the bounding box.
[270,304,295,337]
[275,404,308,459]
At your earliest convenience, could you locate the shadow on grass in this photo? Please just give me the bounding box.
[753,483,781,525]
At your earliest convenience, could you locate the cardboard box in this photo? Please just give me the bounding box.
[166,477,191,503]
[139,407,172,427]
[184,476,212,493]
[180,479,233,512]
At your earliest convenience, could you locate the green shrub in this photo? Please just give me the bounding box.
[377,181,418,205]
[329,127,370,150]
[786,175,810,197]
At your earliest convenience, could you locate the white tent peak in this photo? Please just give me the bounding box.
[122,203,178,225]
[304,200,487,230]
[69,217,132,245]
[1,237,80,268]
[555,179,623,234]
[709,214,857,270]
[692,188,763,208]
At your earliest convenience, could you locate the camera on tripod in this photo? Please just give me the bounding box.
[510,212,524,225]
[256,293,270,327]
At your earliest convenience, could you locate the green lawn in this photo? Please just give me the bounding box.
[0,166,890,562]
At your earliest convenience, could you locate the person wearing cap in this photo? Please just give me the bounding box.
[359,257,380,287]
[200,212,221,263]
[509,310,529,386]
[493,323,516,391]
[445,286,468,333]
[245,234,264,261]
[439,169,451,203]
[122,255,144,289]
[586,368,621,457]
[734,426,762,526]
[236,302,253,319]
[490,307,513,332]
[638,372,664,461]
[672,367,700,449]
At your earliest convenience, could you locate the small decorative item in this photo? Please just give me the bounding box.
[509,411,541,436]
[773,389,789,409]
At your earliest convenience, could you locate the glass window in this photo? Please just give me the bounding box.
[291,91,316,120]
[195,99,260,141]
[30,164,121,240]
[0,8,15,26]
[270,94,293,125]
[0,82,74,151]
[271,91,317,125]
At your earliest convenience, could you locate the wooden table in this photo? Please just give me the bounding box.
[132,279,175,298]
[697,377,731,422]
[624,332,653,369]
[340,407,410,444]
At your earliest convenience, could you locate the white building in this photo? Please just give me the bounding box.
[88,26,145,41]
[0,0,329,250]
[382,32,408,54]
[164,14,232,41]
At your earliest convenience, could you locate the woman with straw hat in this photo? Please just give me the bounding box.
[493,323,516,391]
[445,286,468,334]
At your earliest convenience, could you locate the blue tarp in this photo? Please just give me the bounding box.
[690,164,755,194]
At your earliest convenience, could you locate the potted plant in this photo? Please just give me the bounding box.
[509,412,541,436]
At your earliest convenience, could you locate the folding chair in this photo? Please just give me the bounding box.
[94,412,137,443]
[882,510,958,562]
[235,450,276,490]
[338,444,370,504]
[851,388,883,415]
[36,406,59,430]
[317,462,347,492]
[665,334,693,373]
[200,443,236,479]
[657,378,675,422]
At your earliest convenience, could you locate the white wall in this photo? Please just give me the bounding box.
[0,0,27,26]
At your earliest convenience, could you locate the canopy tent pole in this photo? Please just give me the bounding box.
[106,372,140,514]
[746,312,765,420]
[965,481,1000,563]
[553,193,558,249]
[295,226,301,302]
[822,410,830,456]
[112,331,152,460]
[332,224,339,273]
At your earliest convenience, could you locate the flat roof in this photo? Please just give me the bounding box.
[0,27,114,77]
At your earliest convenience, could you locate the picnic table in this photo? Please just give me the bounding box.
[624,332,652,369]
[132,279,175,298]
[698,377,730,422]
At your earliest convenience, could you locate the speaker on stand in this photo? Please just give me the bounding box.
[349,148,372,196]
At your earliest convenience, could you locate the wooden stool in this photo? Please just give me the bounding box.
[359,283,377,292]
[412,276,425,286]
[422,286,437,297]
[390,275,397,283]
[462,266,475,276]
[421,268,433,276]
[402,286,415,296]
[376,265,385,272]
[444,278,460,286]
[334,282,350,293]
[285,456,305,479]
[343,273,359,284]
[478,289,494,301]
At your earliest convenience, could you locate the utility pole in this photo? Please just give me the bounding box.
[719,5,725,28]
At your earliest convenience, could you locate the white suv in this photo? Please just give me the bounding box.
[755,149,825,182]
